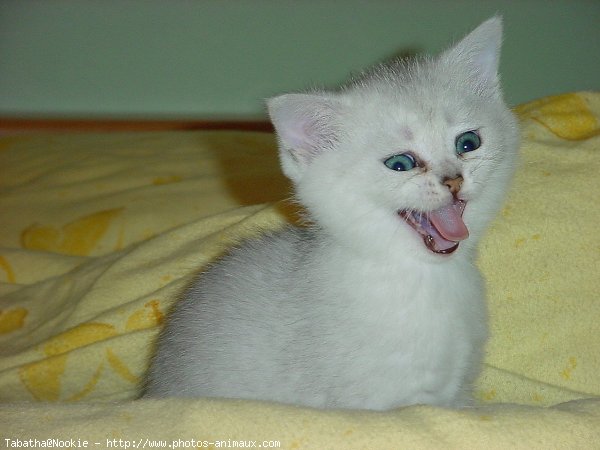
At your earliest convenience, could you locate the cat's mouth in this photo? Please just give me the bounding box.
[398,199,469,254]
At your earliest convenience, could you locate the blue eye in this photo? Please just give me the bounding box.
[455,131,481,154]
[384,153,417,171]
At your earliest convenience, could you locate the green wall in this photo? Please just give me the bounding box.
[1,0,598,119]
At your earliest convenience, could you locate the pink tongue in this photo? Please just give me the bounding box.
[429,203,469,242]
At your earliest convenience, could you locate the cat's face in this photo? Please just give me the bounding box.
[269,17,519,261]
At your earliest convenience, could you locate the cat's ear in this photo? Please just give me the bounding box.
[440,16,503,89]
[267,93,344,182]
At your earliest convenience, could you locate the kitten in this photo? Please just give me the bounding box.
[144,17,519,410]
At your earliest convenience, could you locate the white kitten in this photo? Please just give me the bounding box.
[144,17,519,410]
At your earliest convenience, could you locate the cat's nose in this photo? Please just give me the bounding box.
[443,175,464,196]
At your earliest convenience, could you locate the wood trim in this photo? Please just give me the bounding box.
[0,118,274,132]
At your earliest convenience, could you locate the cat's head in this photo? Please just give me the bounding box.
[268,17,519,261]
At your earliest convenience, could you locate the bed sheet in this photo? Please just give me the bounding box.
[1,92,599,448]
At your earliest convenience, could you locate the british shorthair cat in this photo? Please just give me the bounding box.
[144,17,519,410]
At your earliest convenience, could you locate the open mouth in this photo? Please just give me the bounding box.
[398,199,469,254]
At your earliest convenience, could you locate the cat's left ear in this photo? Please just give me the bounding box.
[268,93,344,183]
[440,16,503,88]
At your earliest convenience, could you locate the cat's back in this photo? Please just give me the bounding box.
[144,225,313,397]
[197,224,311,300]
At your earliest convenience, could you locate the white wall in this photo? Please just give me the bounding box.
[1,0,598,119]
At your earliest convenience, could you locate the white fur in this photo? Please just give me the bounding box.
[144,17,519,410]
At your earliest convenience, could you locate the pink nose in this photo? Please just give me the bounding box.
[443,176,464,195]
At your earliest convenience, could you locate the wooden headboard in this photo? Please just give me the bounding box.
[0,118,274,133]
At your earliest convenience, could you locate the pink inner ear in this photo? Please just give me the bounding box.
[269,93,341,161]
[472,39,500,84]
[281,120,317,155]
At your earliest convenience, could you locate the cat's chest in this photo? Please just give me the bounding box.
[320,256,484,349]
[315,258,484,408]
[324,255,478,313]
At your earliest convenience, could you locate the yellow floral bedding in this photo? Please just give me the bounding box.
[1,92,599,447]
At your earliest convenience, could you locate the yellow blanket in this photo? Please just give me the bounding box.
[1,92,599,448]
